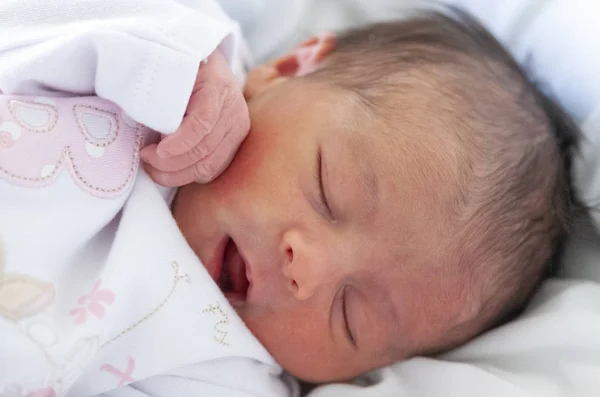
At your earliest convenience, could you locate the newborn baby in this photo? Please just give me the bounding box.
[172,9,580,381]
[0,2,579,396]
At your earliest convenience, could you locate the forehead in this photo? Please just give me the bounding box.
[327,105,452,228]
[261,78,461,251]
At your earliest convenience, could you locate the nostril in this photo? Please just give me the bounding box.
[286,247,293,263]
[289,279,299,292]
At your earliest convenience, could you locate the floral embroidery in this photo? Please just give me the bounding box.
[0,131,13,148]
[99,356,135,387]
[70,280,115,324]
[100,261,189,350]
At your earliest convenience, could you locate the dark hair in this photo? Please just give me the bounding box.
[307,7,583,352]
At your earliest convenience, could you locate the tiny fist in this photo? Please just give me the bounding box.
[145,48,250,186]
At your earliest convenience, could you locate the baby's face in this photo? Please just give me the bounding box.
[173,80,467,381]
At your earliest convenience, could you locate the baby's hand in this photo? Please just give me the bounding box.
[142,49,249,186]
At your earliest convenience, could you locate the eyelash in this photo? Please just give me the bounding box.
[341,286,356,348]
[316,149,335,220]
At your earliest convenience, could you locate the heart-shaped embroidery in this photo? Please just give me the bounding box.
[9,99,58,132]
[0,96,145,199]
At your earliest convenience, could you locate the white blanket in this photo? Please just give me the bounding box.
[0,2,293,397]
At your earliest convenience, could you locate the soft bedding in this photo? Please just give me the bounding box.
[218,0,600,396]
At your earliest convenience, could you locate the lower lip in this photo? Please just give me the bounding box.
[207,235,229,282]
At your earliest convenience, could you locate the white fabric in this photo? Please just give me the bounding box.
[219,0,600,396]
[216,0,310,64]
[0,2,293,397]
[217,0,423,65]
[0,0,248,133]
[0,97,280,397]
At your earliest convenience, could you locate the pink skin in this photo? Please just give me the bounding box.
[171,39,472,380]
[142,49,249,186]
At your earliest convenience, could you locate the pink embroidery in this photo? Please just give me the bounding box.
[10,100,59,132]
[0,131,13,148]
[0,96,147,198]
[100,356,135,387]
[70,280,115,324]
[25,388,55,397]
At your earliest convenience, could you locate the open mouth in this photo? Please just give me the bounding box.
[217,237,250,303]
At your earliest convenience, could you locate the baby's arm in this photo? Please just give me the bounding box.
[0,0,248,183]
[97,358,298,397]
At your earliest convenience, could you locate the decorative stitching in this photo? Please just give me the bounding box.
[203,302,230,346]
[100,261,190,350]
[132,49,151,113]
[8,100,59,133]
[0,128,143,195]
[73,105,119,147]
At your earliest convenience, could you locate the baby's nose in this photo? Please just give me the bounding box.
[284,264,318,301]
[281,232,339,301]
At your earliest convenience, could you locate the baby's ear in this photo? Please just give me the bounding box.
[264,32,336,77]
[291,32,336,76]
[244,32,335,100]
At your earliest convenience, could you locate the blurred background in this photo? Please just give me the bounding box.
[216,0,421,64]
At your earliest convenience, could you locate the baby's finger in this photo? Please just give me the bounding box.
[157,83,222,158]
[145,160,215,187]
[189,127,244,183]
[146,127,242,186]
[141,143,193,173]
[142,108,246,173]
[141,122,225,172]
[143,162,196,187]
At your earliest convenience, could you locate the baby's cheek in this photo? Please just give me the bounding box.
[211,128,274,210]
[241,303,355,381]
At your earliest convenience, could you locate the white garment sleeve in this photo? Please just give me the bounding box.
[98,358,298,397]
[0,0,245,133]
